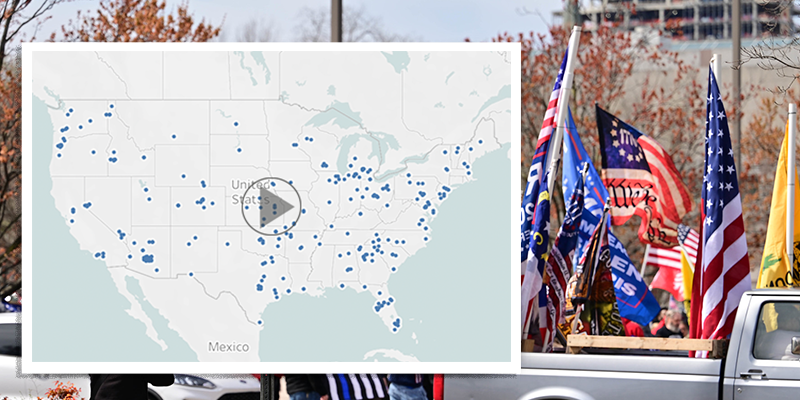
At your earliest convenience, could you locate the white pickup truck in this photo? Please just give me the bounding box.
[443,289,800,400]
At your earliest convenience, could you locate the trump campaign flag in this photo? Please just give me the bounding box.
[571,202,625,336]
[689,67,751,357]
[522,168,553,336]
[541,163,585,350]
[596,105,694,248]
[562,109,660,327]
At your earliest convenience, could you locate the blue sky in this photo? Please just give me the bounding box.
[34,0,561,42]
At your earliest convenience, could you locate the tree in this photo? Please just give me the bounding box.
[231,17,278,42]
[0,0,64,71]
[295,4,416,42]
[57,0,221,42]
[0,1,68,299]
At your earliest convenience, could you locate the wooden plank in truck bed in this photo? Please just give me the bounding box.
[566,335,728,358]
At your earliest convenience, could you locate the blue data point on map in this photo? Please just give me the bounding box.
[234,121,239,127]
[82,202,92,209]
[141,155,146,160]
[91,150,96,155]
[88,118,93,123]
[189,272,194,277]
[171,134,176,139]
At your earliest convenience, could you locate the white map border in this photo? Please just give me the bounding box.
[22,42,521,374]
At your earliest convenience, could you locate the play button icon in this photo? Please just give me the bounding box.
[259,186,294,227]
[240,177,302,236]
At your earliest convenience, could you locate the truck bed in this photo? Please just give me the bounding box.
[444,353,723,400]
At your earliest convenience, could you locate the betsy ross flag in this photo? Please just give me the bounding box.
[689,67,751,357]
[596,105,694,248]
[648,224,700,301]
[541,163,586,351]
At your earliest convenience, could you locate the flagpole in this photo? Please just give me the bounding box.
[788,103,796,274]
[711,54,721,83]
[546,26,582,195]
[640,244,651,277]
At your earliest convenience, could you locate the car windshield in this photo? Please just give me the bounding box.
[0,323,20,357]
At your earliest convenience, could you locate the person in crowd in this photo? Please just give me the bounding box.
[655,309,684,338]
[314,373,389,400]
[650,307,668,336]
[387,374,427,400]
[621,317,645,337]
[286,374,325,400]
[89,374,174,399]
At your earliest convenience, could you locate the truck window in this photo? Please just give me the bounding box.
[0,323,20,357]
[752,301,800,360]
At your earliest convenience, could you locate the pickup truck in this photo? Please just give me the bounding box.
[442,289,800,400]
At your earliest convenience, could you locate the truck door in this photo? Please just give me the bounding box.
[733,298,800,399]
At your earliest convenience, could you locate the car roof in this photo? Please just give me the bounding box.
[0,312,20,324]
[745,289,800,297]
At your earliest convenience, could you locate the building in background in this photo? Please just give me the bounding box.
[554,0,798,41]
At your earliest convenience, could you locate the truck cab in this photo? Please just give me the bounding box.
[724,289,800,400]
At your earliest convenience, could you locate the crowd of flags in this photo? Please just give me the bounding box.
[520,30,800,356]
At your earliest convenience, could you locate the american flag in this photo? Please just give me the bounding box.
[596,105,694,248]
[645,224,700,270]
[647,225,700,301]
[521,48,568,276]
[521,48,569,337]
[689,67,751,357]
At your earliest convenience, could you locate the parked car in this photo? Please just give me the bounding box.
[149,374,260,400]
[0,313,261,400]
[441,289,800,400]
[0,312,90,399]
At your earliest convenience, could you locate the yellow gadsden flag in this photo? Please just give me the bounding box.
[758,123,800,289]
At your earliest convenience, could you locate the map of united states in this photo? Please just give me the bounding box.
[29,47,515,367]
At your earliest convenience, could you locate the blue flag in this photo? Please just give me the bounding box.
[562,108,660,327]
[521,168,552,333]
